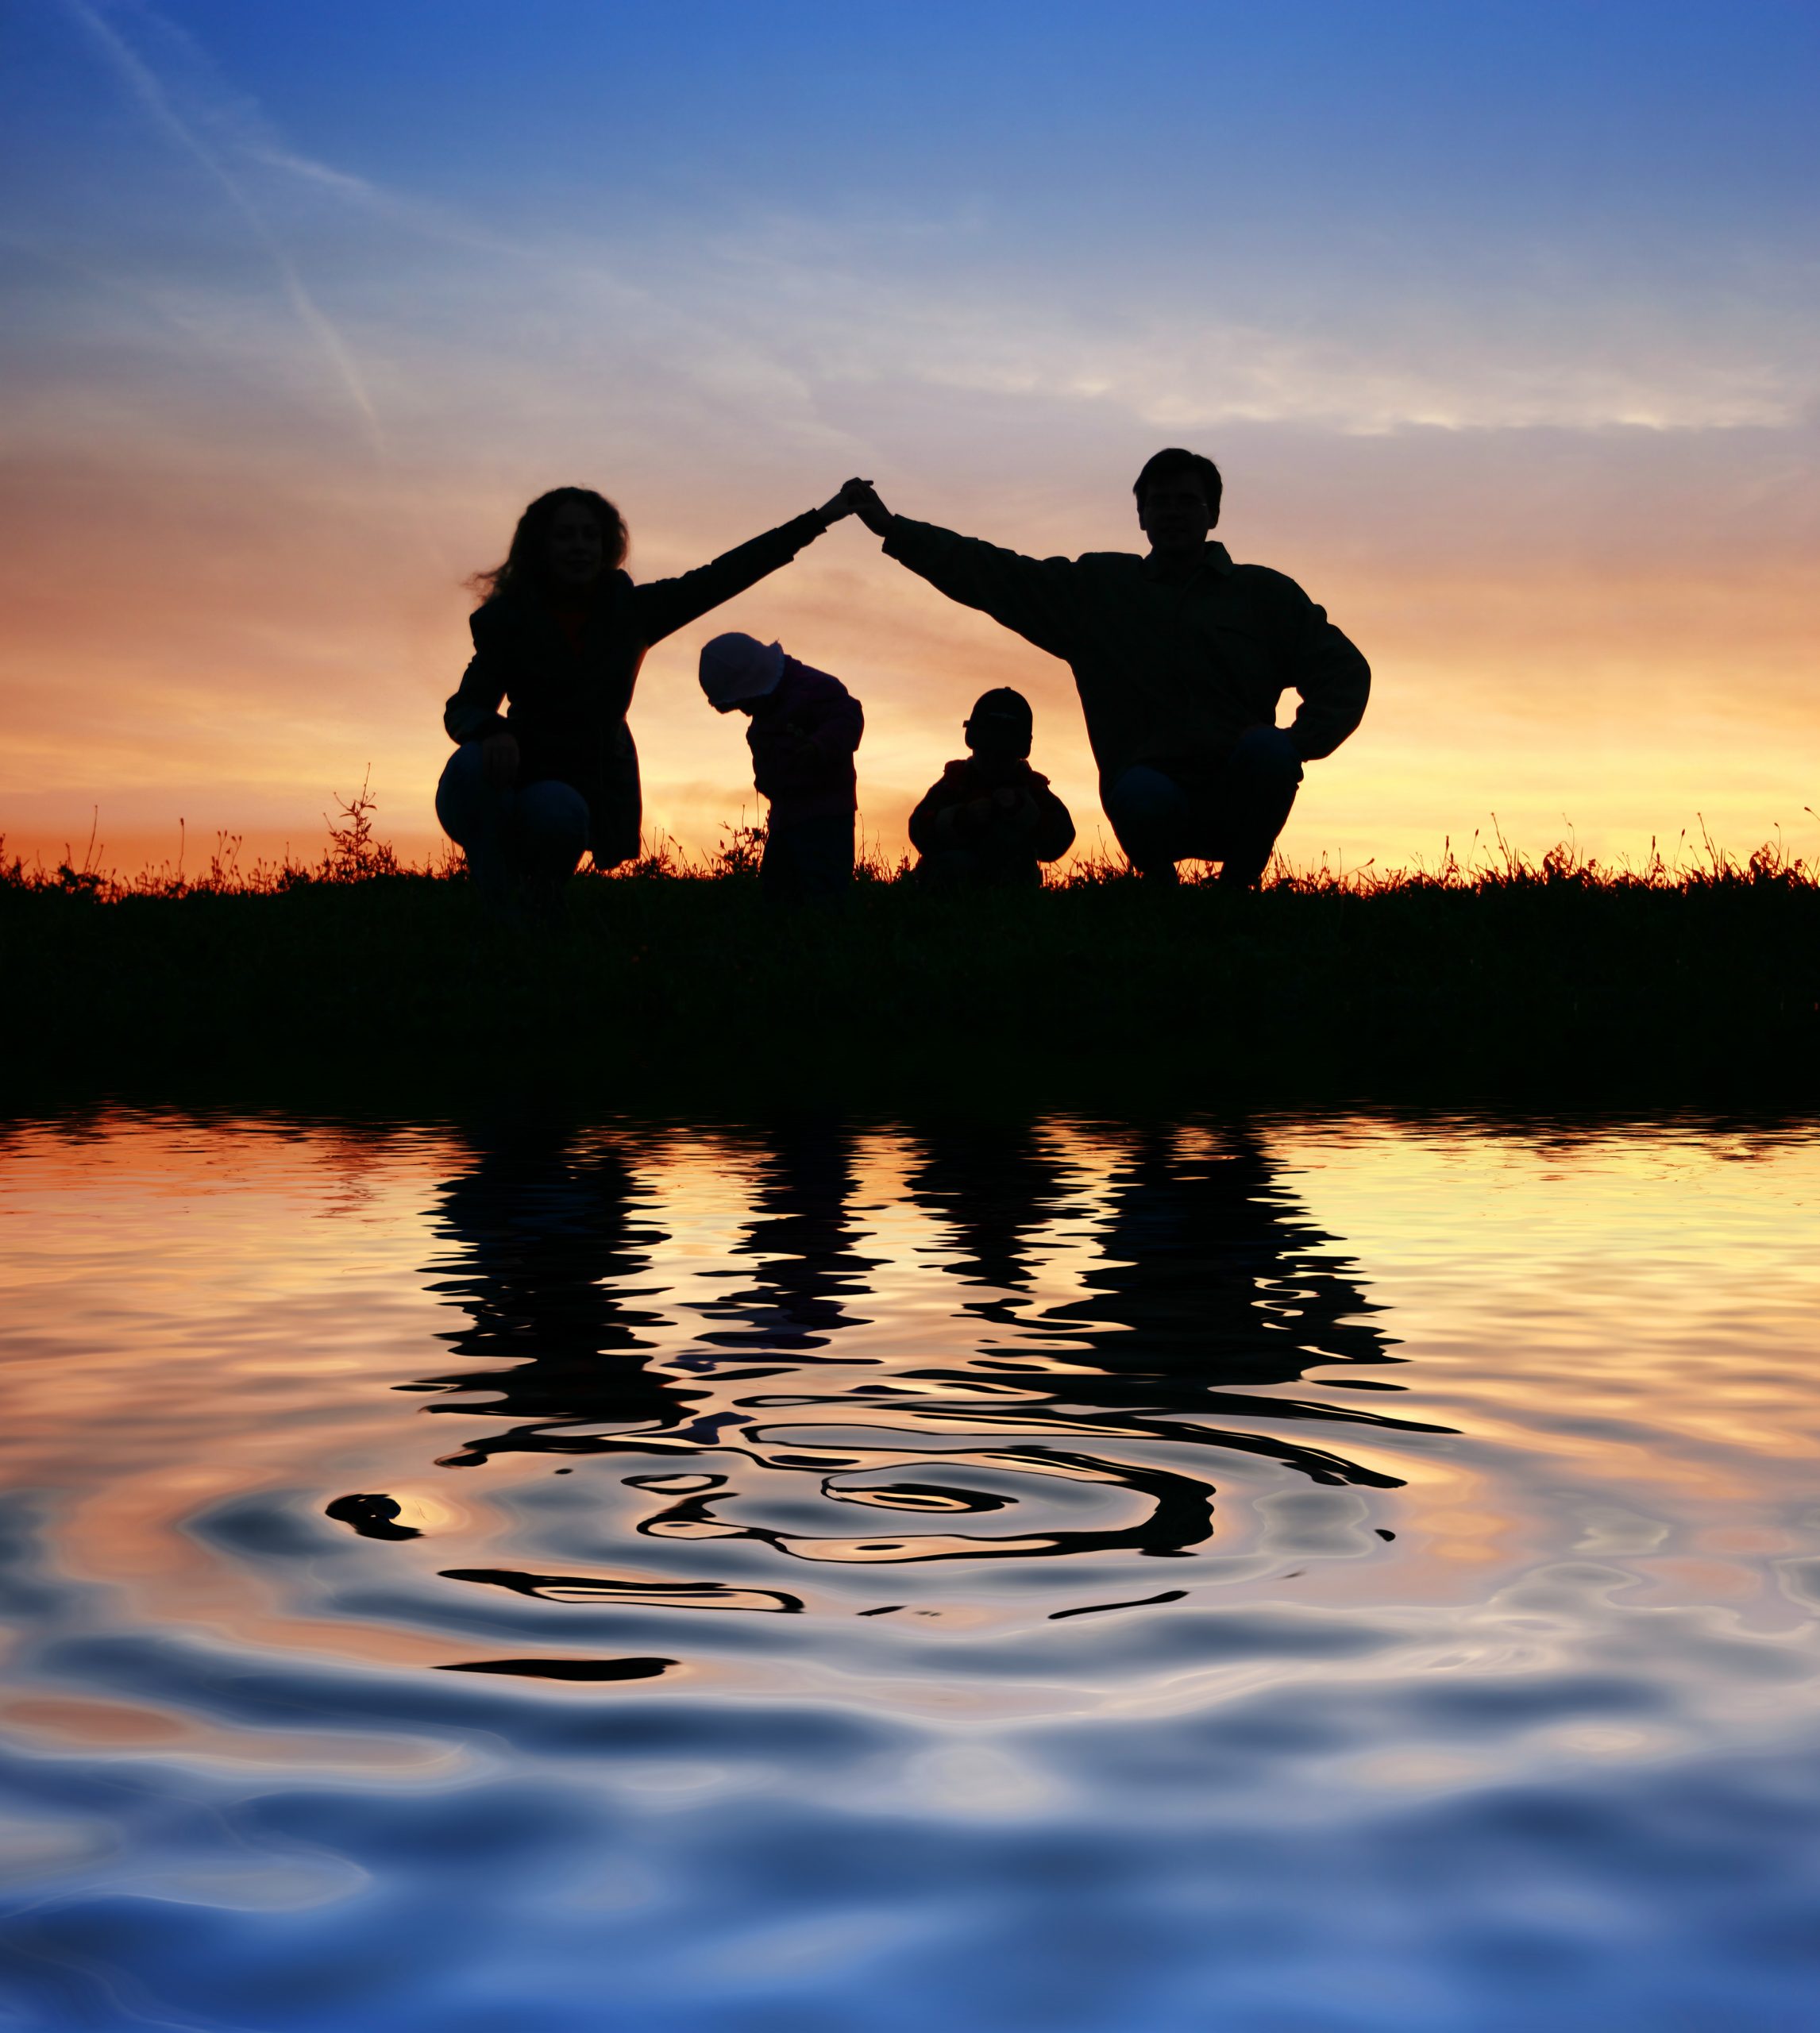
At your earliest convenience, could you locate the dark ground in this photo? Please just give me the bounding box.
[10,858,1818,1111]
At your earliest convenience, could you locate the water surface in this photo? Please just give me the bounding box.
[2,1111,1818,2030]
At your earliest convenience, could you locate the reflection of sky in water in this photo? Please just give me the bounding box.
[1,1113,1817,2030]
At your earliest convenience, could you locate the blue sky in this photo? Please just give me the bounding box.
[2,0,1816,870]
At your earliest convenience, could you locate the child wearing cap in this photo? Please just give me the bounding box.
[699,632,865,901]
[908,688,1074,890]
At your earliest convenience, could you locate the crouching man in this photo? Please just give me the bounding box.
[699,633,864,902]
[908,688,1075,889]
[841,451,1369,886]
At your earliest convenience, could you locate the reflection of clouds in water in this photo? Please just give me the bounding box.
[411,1118,1436,1618]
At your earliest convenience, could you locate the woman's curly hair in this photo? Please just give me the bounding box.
[472,487,629,601]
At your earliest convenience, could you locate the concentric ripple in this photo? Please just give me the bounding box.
[1,1109,1817,2031]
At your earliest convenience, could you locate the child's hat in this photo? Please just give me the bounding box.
[699,633,785,712]
[965,687,1034,753]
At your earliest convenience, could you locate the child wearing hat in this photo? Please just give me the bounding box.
[908,688,1074,889]
[699,632,864,901]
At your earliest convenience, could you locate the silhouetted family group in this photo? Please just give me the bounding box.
[437,451,1370,914]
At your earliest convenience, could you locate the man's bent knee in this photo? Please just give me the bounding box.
[1229,727,1304,787]
[1105,764,1187,827]
[1214,729,1303,889]
[1104,765,1189,869]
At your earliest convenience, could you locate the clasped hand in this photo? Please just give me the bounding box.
[811,477,894,534]
[823,477,893,534]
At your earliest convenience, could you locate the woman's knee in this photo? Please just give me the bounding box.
[516,780,590,865]
[434,743,492,843]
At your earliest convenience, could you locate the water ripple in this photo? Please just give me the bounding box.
[1,1110,1818,2029]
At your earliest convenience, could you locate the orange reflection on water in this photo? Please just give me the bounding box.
[1,1109,1817,1710]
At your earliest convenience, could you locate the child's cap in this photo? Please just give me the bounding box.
[700,633,785,712]
[964,687,1034,756]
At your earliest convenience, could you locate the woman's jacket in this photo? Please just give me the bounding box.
[445,510,829,866]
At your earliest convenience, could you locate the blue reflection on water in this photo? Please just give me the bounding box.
[1,1113,1818,2031]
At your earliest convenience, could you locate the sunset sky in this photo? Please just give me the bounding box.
[2,0,1816,877]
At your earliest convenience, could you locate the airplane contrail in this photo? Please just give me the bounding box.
[60,0,388,461]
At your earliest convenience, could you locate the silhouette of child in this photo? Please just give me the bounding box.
[699,633,864,902]
[908,688,1074,889]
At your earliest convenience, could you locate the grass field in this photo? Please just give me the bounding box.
[10,799,1818,1107]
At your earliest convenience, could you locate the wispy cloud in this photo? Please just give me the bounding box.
[47,6,1810,457]
[59,0,386,458]
[688,220,1818,437]
[6,3,1816,874]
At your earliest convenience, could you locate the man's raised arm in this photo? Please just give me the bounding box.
[843,480,1080,662]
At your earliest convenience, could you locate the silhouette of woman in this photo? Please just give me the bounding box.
[438,482,856,915]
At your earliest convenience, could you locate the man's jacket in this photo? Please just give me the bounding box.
[746,658,863,830]
[908,758,1075,886]
[445,511,829,866]
[881,520,1369,793]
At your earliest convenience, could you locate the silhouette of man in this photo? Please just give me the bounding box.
[843,454,1368,885]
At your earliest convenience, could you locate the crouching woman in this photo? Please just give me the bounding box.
[438,484,852,916]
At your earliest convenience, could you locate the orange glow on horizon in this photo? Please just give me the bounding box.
[4,414,1817,881]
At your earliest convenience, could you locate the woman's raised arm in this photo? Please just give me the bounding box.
[633,488,856,646]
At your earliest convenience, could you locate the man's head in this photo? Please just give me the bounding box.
[1133,448,1222,557]
[699,633,785,714]
[964,688,1034,761]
